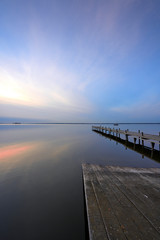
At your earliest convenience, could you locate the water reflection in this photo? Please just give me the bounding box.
[0,125,87,240]
[0,124,160,240]
[0,143,36,160]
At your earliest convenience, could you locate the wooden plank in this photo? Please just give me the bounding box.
[91,165,144,240]
[82,164,108,240]
[94,165,160,239]
[105,166,160,229]
[82,163,160,240]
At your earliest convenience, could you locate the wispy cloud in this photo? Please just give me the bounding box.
[0,56,92,115]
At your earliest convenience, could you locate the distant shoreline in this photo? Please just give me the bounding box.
[0,122,160,125]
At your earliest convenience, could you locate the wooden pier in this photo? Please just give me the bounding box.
[92,126,160,151]
[92,127,160,162]
[82,163,160,240]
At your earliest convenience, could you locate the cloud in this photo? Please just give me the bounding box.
[0,55,93,117]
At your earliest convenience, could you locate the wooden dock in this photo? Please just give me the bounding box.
[92,126,160,150]
[82,163,160,240]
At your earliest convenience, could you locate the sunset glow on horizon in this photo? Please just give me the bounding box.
[0,0,160,122]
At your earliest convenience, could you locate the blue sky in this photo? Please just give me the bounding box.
[0,0,160,122]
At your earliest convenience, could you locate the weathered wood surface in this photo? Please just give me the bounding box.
[92,126,160,143]
[82,163,160,240]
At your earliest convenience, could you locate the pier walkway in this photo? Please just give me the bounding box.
[92,126,160,150]
[82,163,160,240]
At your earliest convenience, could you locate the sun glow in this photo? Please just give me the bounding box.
[0,68,45,107]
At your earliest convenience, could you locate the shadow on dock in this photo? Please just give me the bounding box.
[93,130,160,163]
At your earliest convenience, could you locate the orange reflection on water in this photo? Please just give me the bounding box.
[0,143,35,160]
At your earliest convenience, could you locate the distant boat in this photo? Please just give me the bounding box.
[114,123,118,126]
[13,122,21,124]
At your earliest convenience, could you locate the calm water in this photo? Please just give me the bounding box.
[0,124,160,240]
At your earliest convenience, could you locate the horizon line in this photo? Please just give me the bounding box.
[0,122,160,125]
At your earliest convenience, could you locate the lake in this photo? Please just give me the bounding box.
[0,123,160,240]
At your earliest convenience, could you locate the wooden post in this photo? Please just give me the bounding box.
[138,130,140,144]
[141,132,144,149]
[151,142,155,158]
[134,138,136,150]
[151,142,155,151]
[125,130,128,141]
[159,132,160,151]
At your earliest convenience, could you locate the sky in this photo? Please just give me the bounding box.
[0,0,160,123]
